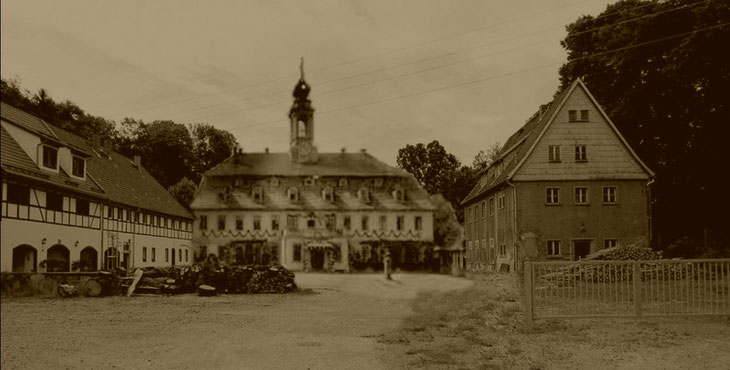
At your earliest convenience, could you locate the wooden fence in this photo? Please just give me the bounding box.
[523,259,730,323]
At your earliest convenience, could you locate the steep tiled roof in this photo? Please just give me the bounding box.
[0,103,192,219]
[461,81,575,205]
[207,152,410,177]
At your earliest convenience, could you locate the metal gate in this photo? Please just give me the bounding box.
[523,259,730,323]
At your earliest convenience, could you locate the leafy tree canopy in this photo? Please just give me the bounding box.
[559,0,730,256]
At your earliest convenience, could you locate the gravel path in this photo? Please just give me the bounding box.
[1,273,472,370]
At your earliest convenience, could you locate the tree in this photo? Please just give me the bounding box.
[189,123,237,183]
[397,141,478,223]
[430,194,463,248]
[559,0,730,256]
[168,177,198,208]
[472,142,501,172]
[133,120,194,188]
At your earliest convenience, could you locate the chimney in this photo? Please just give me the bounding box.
[341,147,346,154]
[360,148,367,154]
[265,148,269,154]
[134,155,142,169]
[92,134,101,148]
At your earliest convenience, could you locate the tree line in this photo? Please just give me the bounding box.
[1,77,238,207]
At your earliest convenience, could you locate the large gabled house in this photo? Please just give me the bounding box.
[191,69,436,272]
[461,79,654,273]
[1,102,194,272]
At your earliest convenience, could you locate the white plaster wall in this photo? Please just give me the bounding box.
[1,119,41,165]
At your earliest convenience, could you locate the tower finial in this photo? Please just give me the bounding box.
[300,57,305,80]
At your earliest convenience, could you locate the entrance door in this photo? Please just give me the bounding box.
[171,248,176,266]
[310,249,325,270]
[573,240,592,261]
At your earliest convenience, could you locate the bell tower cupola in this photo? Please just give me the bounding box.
[289,58,318,163]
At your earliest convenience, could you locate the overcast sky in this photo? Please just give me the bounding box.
[1,0,615,166]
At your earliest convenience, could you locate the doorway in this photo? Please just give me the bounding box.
[573,240,592,261]
[171,248,176,266]
[310,249,325,270]
[12,245,37,272]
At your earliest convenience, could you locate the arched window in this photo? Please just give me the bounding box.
[252,186,263,203]
[338,178,348,187]
[357,188,370,203]
[392,188,405,202]
[287,187,299,202]
[47,244,70,272]
[80,246,98,272]
[12,244,37,273]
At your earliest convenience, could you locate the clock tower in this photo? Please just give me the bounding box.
[289,58,318,163]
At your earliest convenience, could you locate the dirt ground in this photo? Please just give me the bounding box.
[1,273,472,370]
[376,273,730,370]
[3,272,729,370]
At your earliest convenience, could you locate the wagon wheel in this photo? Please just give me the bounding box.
[83,279,103,297]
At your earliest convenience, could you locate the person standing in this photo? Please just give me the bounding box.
[383,250,392,280]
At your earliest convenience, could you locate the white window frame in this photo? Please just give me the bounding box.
[574,187,589,205]
[602,186,618,204]
[604,239,618,249]
[498,194,506,209]
[547,240,561,256]
[546,187,560,205]
[41,145,59,170]
[548,145,561,162]
[575,145,587,162]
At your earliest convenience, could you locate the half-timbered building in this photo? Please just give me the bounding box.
[1,103,194,272]
[461,79,654,273]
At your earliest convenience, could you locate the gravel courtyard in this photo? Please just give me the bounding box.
[1,273,473,370]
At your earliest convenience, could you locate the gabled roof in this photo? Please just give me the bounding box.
[206,152,410,177]
[0,103,193,219]
[461,79,654,205]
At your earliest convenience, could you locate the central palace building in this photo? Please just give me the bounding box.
[191,68,436,272]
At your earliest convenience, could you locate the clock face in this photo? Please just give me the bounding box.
[298,142,311,157]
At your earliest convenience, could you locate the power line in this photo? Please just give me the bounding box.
[132,0,602,113]
[221,21,729,133]
[172,0,711,121]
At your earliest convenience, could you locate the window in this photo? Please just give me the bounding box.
[546,188,560,205]
[303,178,315,186]
[322,187,334,202]
[200,215,208,230]
[580,110,589,121]
[252,186,263,203]
[46,192,63,211]
[357,188,370,202]
[604,239,618,249]
[42,146,58,169]
[361,215,369,231]
[307,218,315,229]
[379,215,387,231]
[253,215,261,230]
[166,248,169,262]
[344,215,351,230]
[287,215,298,230]
[293,244,302,262]
[393,189,404,202]
[374,178,383,187]
[396,215,404,231]
[179,249,182,262]
[499,244,506,257]
[142,247,147,262]
[270,177,279,186]
[489,197,495,215]
[217,215,226,230]
[70,156,85,177]
[235,216,243,230]
[498,194,506,209]
[325,214,335,230]
[76,198,89,215]
[116,208,122,220]
[6,183,30,205]
[548,145,561,162]
[574,187,589,204]
[338,178,348,187]
[271,215,280,230]
[547,240,561,256]
[124,210,130,221]
[603,186,618,204]
[152,248,156,262]
[575,145,587,161]
[415,216,422,231]
[287,187,299,202]
[185,249,189,262]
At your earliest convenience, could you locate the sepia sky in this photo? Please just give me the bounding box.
[1,0,615,166]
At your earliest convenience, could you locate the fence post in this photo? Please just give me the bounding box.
[633,261,642,318]
[524,261,533,327]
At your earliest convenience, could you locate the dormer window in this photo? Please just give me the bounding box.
[42,145,58,169]
[392,188,405,202]
[234,178,244,188]
[357,188,370,203]
[72,156,85,178]
[374,178,383,187]
[287,187,299,202]
[338,178,348,187]
[252,186,263,203]
[303,178,315,186]
[270,177,280,187]
[322,187,334,202]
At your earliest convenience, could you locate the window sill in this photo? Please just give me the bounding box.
[547,256,564,259]
[574,160,588,163]
[574,203,590,206]
[548,160,562,163]
[545,203,561,206]
[602,202,619,206]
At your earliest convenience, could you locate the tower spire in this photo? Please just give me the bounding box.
[300,57,305,80]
